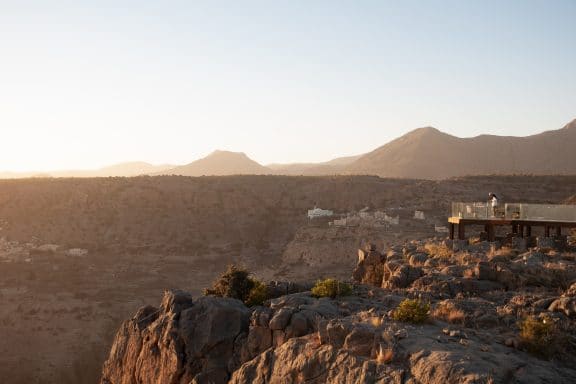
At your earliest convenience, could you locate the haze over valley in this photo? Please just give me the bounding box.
[2,119,575,180]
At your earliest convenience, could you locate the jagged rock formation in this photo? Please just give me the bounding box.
[101,235,576,383]
[101,291,251,384]
[100,290,342,384]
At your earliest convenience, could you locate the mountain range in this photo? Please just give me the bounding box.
[2,119,575,180]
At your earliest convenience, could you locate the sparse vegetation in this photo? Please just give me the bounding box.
[432,301,465,324]
[245,279,269,307]
[203,264,269,306]
[424,243,452,260]
[518,315,561,358]
[393,298,430,324]
[488,247,516,261]
[376,345,394,364]
[3,175,576,383]
[311,278,353,298]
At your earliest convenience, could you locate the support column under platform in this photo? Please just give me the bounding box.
[458,223,466,240]
[486,224,495,242]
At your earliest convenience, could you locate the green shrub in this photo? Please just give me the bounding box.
[393,299,430,324]
[311,278,353,298]
[203,264,268,306]
[519,315,560,358]
[245,279,269,307]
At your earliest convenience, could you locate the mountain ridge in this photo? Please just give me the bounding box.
[342,119,576,179]
[1,119,575,179]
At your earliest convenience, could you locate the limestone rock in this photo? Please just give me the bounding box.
[549,297,576,317]
[100,290,250,384]
[409,252,428,266]
[229,336,373,384]
[382,265,423,289]
[269,307,294,330]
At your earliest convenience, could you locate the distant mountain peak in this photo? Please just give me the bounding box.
[409,126,444,135]
[161,150,270,176]
[563,118,576,130]
[345,119,576,179]
[210,149,245,155]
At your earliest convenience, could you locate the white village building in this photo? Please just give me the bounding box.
[414,210,425,220]
[308,207,334,219]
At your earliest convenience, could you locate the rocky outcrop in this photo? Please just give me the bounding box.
[229,336,375,384]
[100,290,250,384]
[101,238,576,384]
[100,290,343,384]
[353,241,576,299]
[101,285,576,384]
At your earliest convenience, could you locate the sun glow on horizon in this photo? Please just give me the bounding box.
[1,1,575,173]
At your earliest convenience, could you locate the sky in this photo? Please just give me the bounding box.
[1,0,575,172]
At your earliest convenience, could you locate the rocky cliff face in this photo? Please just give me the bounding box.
[101,236,576,384]
[100,291,250,384]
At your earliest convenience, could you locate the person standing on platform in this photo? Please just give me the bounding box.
[488,193,499,217]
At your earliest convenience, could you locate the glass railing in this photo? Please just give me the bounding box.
[451,202,576,222]
[451,202,492,219]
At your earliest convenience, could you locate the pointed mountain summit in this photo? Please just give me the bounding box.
[344,121,576,179]
[162,150,271,176]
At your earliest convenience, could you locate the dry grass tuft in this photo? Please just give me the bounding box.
[488,247,516,262]
[424,243,452,260]
[433,301,466,325]
[455,251,479,265]
[369,316,383,327]
[376,345,394,364]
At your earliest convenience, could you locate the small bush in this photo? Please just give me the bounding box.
[245,279,269,307]
[519,315,560,358]
[393,299,430,324]
[311,278,353,298]
[204,264,268,306]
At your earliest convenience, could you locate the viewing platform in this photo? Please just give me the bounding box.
[448,202,576,241]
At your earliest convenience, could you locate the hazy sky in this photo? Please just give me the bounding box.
[1,0,575,172]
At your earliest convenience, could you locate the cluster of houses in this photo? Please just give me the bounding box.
[307,207,334,219]
[307,206,399,227]
[330,211,400,227]
[307,206,449,233]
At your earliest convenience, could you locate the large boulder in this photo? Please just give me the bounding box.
[353,248,386,286]
[100,290,250,384]
[229,336,377,384]
[382,264,423,289]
